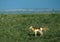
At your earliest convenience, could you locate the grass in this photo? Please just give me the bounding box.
[0,14,60,42]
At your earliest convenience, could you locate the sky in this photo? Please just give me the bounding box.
[0,0,60,10]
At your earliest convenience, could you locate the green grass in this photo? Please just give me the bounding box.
[0,14,60,42]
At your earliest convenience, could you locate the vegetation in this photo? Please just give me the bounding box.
[0,14,60,42]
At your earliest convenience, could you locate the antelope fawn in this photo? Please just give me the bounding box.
[41,26,49,32]
[29,26,43,37]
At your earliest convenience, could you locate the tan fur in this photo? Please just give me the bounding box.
[42,26,49,32]
[29,26,49,37]
[29,26,43,37]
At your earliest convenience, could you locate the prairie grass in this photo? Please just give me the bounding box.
[0,14,60,42]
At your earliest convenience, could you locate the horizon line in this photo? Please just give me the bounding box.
[0,8,60,10]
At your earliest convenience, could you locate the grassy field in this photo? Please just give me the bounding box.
[0,14,60,42]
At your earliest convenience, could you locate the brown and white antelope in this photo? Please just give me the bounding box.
[29,26,49,37]
[29,26,43,37]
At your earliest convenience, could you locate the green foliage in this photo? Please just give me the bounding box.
[0,14,60,42]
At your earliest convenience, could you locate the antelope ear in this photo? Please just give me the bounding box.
[46,26,48,28]
[29,26,33,29]
[44,25,48,28]
[30,26,33,27]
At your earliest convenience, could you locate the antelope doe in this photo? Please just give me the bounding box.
[29,26,43,37]
[29,26,48,37]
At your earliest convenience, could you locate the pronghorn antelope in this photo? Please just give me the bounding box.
[29,26,43,37]
[29,26,48,37]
